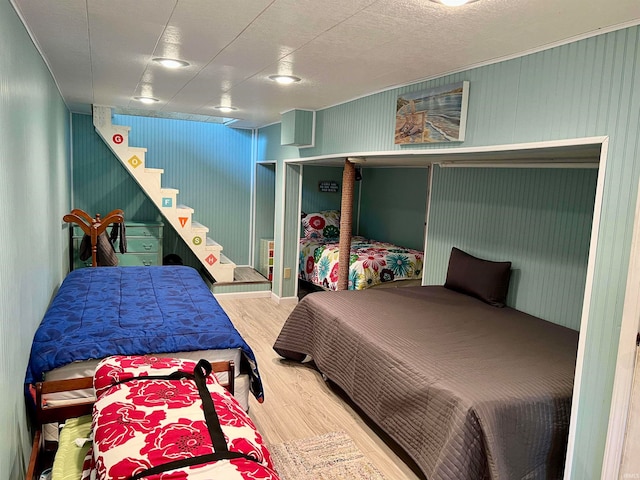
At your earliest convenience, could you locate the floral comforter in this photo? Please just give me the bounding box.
[299,236,424,290]
[89,355,279,480]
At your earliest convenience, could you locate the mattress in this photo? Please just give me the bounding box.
[45,348,242,382]
[44,362,251,410]
[43,368,251,442]
[273,286,579,480]
[299,236,424,290]
[26,266,263,401]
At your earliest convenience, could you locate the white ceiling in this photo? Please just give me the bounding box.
[11,0,640,129]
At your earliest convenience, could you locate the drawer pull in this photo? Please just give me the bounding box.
[143,244,153,250]
[143,260,152,266]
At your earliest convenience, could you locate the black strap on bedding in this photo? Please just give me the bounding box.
[129,451,256,480]
[192,359,228,455]
[113,360,259,480]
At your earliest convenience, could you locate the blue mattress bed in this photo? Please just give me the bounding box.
[25,266,263,402]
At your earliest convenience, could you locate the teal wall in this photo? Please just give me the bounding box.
[425,166,597,330]
[300,166,427,250]
[2,3,634,475]
[358,167,428,251]
[256,123,299,295]
[257,123,299,161]
[259,25,640,479]
[0,2,71,478]
[72,113,254,266]
[116,115,254,265]
[254,162,276,266]
[275,163,303,296]
[72,114,160,222]
[301,166,343,214]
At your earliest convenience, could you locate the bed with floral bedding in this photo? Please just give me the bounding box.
[26,356,280,480]
[89,355,279,480]
[299,210,424,291]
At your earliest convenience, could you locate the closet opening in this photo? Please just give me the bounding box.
[278,136,608,476]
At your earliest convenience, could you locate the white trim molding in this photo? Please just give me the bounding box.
[601,175,640,480]
[564,136,609,479]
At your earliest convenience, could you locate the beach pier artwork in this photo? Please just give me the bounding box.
[395,81,469,144]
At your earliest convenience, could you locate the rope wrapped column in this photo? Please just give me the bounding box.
[337,159,355,290]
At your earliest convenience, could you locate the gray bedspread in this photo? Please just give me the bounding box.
[273,286,578,480]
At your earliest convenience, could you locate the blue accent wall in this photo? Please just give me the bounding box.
[1,2,71,477]
[115,115,254,265]
[259,25,640,478]
[72,114,160,222]
[72,113,254,266]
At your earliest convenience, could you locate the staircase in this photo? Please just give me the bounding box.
[92,105,236,283]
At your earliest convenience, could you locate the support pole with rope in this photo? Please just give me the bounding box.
[337,159,355,290]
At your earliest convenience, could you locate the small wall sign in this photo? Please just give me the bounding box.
[318,181,339,193]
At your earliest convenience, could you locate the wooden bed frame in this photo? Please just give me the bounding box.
[26,360,235,480]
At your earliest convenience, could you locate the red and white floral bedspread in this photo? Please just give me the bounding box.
[299,236,424,290]
[89,355,280,480]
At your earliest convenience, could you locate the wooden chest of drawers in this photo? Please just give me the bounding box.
[72,221,163,269]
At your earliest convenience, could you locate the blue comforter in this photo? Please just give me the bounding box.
[25,266,264,402]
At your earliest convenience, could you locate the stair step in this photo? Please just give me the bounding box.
[159,188,180,210]
[124,147,147,166]
[176,204,194,213]
[206,237,221,248]
[220,253,236,266]
[209,253,236,283]
[191,221,209,233]
[145,167,164,175]
[205,238,223,253]
[108,126,132,150]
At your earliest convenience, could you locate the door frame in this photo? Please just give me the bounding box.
[601,175,640,479]
[280,136,609,475]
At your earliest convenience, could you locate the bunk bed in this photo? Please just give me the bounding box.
[275,247,579,480]
[25,265,263,414]
[299,210,424,290]
[27,356,280,480]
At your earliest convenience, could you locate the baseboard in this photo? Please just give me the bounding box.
[213,290,272,300]
[270,292,299,305]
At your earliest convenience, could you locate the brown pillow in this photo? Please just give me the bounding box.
[444,247,511,307]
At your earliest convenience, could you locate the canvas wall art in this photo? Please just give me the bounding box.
[395,81,469,144]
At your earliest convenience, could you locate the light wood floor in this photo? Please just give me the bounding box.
[216,296,424,480]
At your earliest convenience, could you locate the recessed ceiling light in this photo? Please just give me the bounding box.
[429,0,478,5]
[133,96,159,104]
[152,57,190,68]
[214,106,238,113]
[269,74,301,85]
